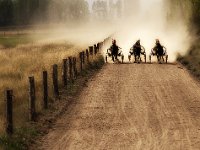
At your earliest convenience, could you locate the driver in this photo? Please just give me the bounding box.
[152,39,165,56]
[132,40,142,62]
[110,39,119,62]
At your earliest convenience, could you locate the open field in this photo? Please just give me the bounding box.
[0,27,52,48]
[0,34,33,48]
[0,24,112,135]
[0,41,85,134]
[0,34,47,48]
[0,31,66,48]
[0,23,114,49]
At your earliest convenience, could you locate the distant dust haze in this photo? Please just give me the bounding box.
[101,0,191,62]
[119,1,184,61]
[42,0,192,62]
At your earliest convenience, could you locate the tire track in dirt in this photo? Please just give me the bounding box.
[37,63,200,150]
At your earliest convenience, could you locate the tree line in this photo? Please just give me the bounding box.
[190,0,200,28]
[167,0,200,32]
[0,0,89,26]
[92,0,122,20]
[0,0,124,27]
[1,0,200,30]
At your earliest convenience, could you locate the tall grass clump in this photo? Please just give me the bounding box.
[0,42,83,134]
[177,39,200,78]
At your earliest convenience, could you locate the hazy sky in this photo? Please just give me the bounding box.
[140,0,162,10]
[87,0,162,12]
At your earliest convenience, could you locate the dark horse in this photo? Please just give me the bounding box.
[129,40,146,63]
[111,44,119,62]
[150,41,167,63]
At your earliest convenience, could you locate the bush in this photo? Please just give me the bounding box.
[182,59,189,66]
[0,127,38,150]
[178,40,200,80]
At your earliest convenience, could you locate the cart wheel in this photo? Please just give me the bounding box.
[128,55,131,62]
[121,55,124,63]
[158,56,161,64]
[166,55,168,63]
[149,55,151,63]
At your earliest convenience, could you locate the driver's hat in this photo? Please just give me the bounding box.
[137,39,140,43]
[156,39,160,43]
[112,39,116,44]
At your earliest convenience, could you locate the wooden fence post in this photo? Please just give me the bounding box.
[68,57,73,82]
[100,42,104,52]
[53,64,59,99]
[5,90,13,135]
[89,46,94,56]
[43,71,48,109]
[86,49,89,63]
[94,44,97,55]
[97,43,100,53]
[79,52,83,72]
[73,57,77,78]
[29,77,36,121]
[82,51,85,65]
[62,59,68,87]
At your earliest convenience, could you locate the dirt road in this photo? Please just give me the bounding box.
[38,63,200,150]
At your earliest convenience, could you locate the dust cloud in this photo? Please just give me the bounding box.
[109,0,191,62]
[33,22,115,48]
[36,0,191,62]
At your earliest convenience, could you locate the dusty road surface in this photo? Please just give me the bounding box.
[38,63,200,150]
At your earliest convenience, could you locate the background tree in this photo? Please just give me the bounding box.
[166,0,200,32]
[116,0,122,18]
[0,0,14,26]
[0,0,89,27]
[92,0,108,20]
[191,0,200,26]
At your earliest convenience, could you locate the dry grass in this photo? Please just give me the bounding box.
[0,42,83,134]
[177,38,200,78]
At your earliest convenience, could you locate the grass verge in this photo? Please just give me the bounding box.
[0,42,82,134]
[0,56,105,150]
[0,127,39,150]
[177,39,200,79]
